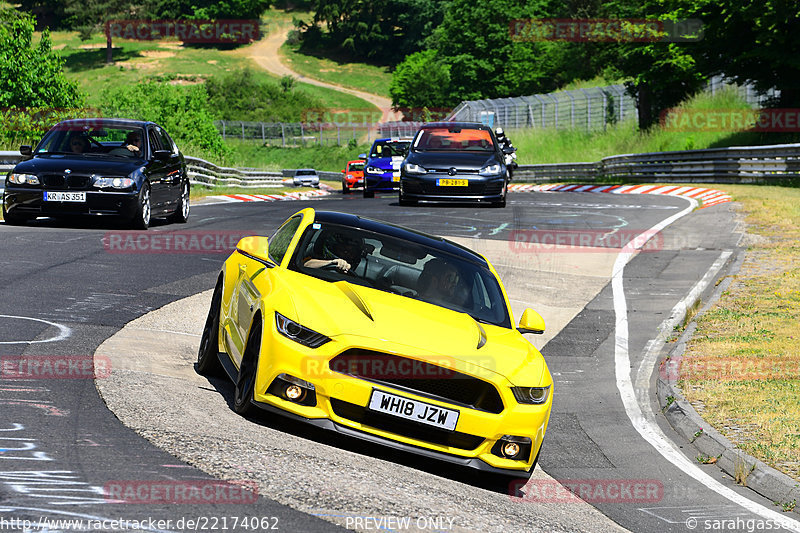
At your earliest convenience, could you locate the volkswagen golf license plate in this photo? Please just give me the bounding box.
[437,179,468,187]
[368,389,459,431]
[44,191,86,202]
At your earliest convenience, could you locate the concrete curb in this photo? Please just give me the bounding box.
[656,265,800,517]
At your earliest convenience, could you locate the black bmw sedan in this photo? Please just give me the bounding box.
[398,122,513,207]
[3,118,189,229]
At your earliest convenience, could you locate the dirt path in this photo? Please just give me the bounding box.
[248,25,401,123]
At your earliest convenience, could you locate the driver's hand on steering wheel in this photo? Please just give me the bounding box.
[329,258,351,272]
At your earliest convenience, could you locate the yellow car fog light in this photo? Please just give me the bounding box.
[502,442,521,458]
[285,384,305,401]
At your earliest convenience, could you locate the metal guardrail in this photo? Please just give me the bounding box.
[5,144,800,188]
[0,152,340,189]
[513,143,800,183]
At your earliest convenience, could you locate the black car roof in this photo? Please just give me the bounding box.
[313,211,488,266]
[55,118,156,128]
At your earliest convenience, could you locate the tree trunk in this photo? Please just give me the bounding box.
[637,83,653,130]
[106,33,113,64]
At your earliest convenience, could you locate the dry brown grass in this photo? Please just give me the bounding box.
[680,184,800,482]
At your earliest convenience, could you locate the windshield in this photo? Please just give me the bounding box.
[369,141,410,158]
[289,222,511,328]
[295,170,317,176]
[347,162,365,172]
[413,127,495,152]
[35,123,146,158]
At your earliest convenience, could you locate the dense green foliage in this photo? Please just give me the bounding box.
[301,0,450,64]
[0,9,85,146]
[305,0,800,130]
[100,81,230,160]
[206,69,324,122]
[146,0,271,20]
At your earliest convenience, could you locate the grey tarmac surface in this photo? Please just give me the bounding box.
[3,190,788,533]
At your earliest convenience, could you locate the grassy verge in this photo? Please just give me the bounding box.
[280,41,393,98]
[679,184,800,482]
[512,89,800,164]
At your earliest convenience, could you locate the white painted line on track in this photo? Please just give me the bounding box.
[611,198,800,531]
[0,315,71,345]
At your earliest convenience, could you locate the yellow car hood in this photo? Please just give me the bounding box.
[277,271,545,384]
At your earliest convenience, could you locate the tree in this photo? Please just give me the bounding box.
[390,50,454,113]
[307,0,450,63]
[64,0,149,64]
[147,0,270,20]
[0,9,83,108]
[692,0,800,107]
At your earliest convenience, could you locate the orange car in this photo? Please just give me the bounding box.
[341,159,365,193]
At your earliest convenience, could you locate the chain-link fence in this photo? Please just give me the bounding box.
[218,77,780,144]
[215,120,375,146]
[448,84,637,131]
[706,75,780,107]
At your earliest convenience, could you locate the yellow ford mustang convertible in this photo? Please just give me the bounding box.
[197,208,552,477]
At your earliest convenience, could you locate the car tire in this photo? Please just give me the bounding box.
[168,181,190,224]
[493,184,508,208]
[131,183,151,229]
[2,204,28,226]
[363,189,375,198]
[342,181,350,194]
[196,280,224,377]
[233,320,261,417]
[398,192,416,207]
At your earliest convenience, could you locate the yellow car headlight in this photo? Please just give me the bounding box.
[275,312,330,348]
[511,385,550,404]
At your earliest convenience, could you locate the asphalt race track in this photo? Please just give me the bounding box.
[2,190,798,533]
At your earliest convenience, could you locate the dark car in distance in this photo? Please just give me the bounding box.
[3,118,189,229]
[399,122,513,207]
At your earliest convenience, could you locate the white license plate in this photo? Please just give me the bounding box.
[368,389,459,431]
[44,191,86,202]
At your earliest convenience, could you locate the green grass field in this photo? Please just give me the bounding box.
[48,30,377,115]
[280,42,393,98]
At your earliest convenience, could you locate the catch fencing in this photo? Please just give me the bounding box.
[449,84,637,131]
[215,120,376,147]
[449,75,779,132]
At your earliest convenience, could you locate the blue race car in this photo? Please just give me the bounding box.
[361,137,412,198]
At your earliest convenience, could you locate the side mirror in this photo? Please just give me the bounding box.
[518,309,545,334]
[236,236,271,263]
[153,150,173,161]
[20,145,32,156]
[358,153,366,159]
